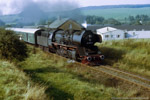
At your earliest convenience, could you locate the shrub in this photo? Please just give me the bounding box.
[0,28,28,61]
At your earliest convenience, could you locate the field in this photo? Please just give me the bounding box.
[81,7,150,20]
[1,39,150,100]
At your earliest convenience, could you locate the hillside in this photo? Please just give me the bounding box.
[0,4,150,26]
[80,4,150,20]
[81,7,150,20]
[0,19,5,26]
[80,4,150,10]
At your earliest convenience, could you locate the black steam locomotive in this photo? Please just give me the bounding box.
[11,18,104,65]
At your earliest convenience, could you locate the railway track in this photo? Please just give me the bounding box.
[79,63,150,90]
[47,51,150,90]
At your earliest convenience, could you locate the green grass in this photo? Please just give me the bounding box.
[0,60,48,100]
[82,7,150,20]
[96,39,150,77]
[1,41,150,100]
[17,46,149,100]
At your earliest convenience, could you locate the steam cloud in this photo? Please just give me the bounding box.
[0,0,84,26]
[0,0,31,15]
[0,0,80,15]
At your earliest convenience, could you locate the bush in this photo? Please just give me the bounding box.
[0,28,28,61]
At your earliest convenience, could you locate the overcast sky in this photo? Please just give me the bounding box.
[0,0,150,15]
[76,0,150,7]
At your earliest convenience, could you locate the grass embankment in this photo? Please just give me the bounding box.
[0,60,48,100]
[0,28,48,100]
[97,39,150,77]
[17,45,149,100]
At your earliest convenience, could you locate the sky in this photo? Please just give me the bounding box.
[76,0,150,7]
[0,0,150,15]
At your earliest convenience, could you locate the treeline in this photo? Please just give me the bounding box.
[86,14,150,25]
[86,16,121,25]
[125,15,150,25]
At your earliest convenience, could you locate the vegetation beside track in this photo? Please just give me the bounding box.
[17,46,149,100]
[0,27,149,99]
[0,28,27,62]
[97,39,150,77]
[0,28,48,100]
[0,60,48,100]
[0,44,149,100]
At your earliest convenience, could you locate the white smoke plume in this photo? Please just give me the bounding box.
[0,0,79,15]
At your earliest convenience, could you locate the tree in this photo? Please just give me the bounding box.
[128,16,135,22]
[103,18,121,25]
[0,28,28,61]
[86,15,105,24]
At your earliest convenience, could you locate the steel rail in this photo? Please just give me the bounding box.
[78,63,150,90]
[100,66,150,84]
[46,51,150,90]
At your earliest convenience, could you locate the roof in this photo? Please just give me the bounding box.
[97,27,118,34]
[114,25,150,31]
[49,18,69,29]
[7,28,39,34]
[87,25,150,32]
[87,25,112,32]
[49,18,84,31]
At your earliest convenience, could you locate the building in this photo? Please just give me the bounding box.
[96,27,125,41]
[126,31,150,39]
[49,18,84,31]
[88,25,150,40]
[113,25,150,39]
[37,18,84,31]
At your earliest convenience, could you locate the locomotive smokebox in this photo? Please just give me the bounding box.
[81,30,102,48]
[72,30,102,47]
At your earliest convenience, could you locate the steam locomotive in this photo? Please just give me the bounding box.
[10,18,104,65]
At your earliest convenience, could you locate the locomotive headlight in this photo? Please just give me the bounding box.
[89,39,92,41]
[87,56,92,61]
[100,55,104,60]
[89,35,92,38]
